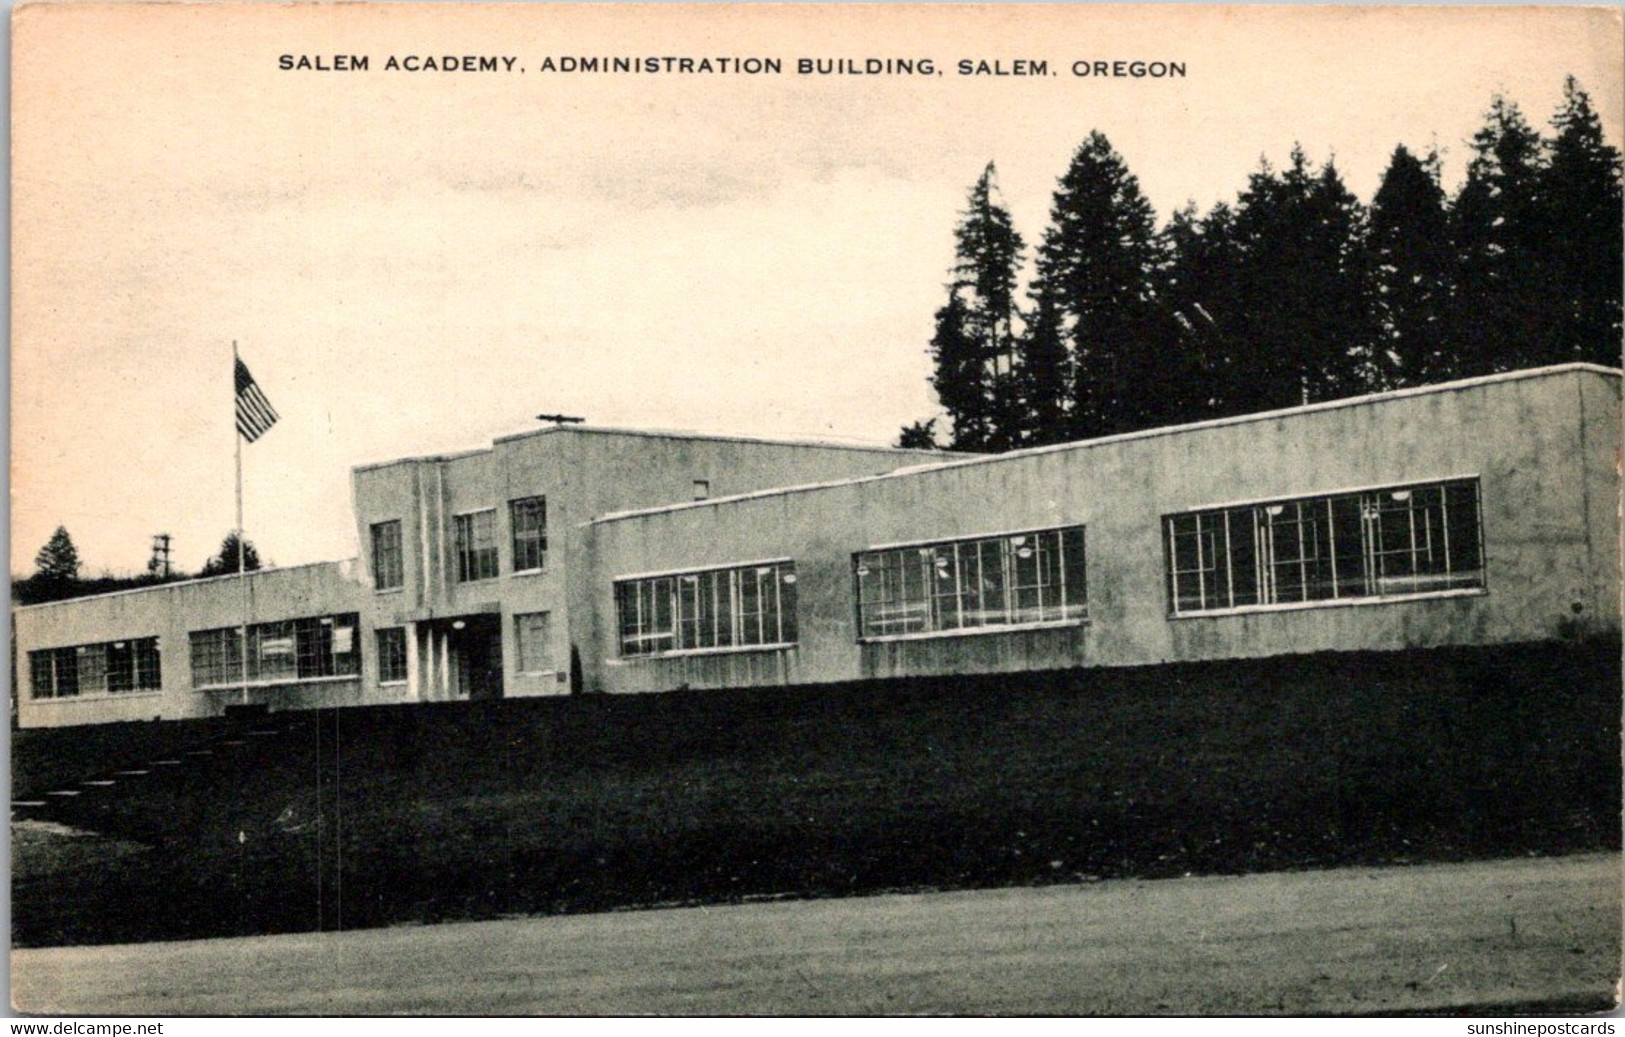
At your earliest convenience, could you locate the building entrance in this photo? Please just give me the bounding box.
[448,614,504,700]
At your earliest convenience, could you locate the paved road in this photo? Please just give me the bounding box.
[12,853,1620,1015]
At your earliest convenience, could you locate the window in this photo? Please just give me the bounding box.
[855,526,1087,639]
[190,613,360,689]
[516,612,552,673]
[29,638,160,699]
[510,497,547,572]
[454,510,498,582]
[616,561,798,657]
[1165,478,1485,615]
[693,479,710,501]
[372,520,403,591]
[377,627,408,684]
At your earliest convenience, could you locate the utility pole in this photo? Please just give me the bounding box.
[148,533,173,578]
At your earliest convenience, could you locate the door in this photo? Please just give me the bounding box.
[450,616,504,700]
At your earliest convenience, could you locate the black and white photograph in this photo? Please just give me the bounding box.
[8,2,1624,1017]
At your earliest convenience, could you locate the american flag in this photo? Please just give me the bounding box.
[234,357,280,443]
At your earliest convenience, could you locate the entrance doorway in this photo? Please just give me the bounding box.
[447,614,504,700]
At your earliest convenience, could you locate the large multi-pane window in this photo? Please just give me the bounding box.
[454,510,499,582]
[376,627,408,684]
[515,611,552,673]
[855,526,1087,639]
[616,561,798,657]
[510,497,547,572]
[29,638,161,699]
[189,613,361,689]
[371,520,403,591]
[1165,478,1485,615]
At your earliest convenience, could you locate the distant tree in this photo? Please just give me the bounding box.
[928,293,988,450]
[33,526,81,585]
[1150,201,1244,423]
[1228,147,1376,412]
[955,164,1027,451]
[1449,96,1549,375]
[1370,145,1456,385]
[201,531,263,576]
[1031,131,1164,439]
[928,164,1028,451]
[896,419,942,450]
[1540,77,1623,368]
[1011,291,1071,446]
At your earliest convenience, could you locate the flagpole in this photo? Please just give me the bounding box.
[235,340,249,707]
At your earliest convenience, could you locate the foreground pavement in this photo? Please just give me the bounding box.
[12,852,1620,1015]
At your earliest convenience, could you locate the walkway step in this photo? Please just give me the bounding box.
[46,790,81,798]
[114,770,148,776]
[12,800,47,808]
[218,740,247,747]
[152,760,181,766]
[81,780,116,787]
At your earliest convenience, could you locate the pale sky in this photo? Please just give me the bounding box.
[12,3,1623,575]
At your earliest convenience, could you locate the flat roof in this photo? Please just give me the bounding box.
[591,363,1622,526]
[12,558,359,613]
[353,423,961,474]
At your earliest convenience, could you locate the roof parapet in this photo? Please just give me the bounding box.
[590,363,1621,526]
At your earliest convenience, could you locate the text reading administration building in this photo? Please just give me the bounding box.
[14,364,1620,728]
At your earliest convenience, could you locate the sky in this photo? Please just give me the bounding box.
[11,3,1623,576]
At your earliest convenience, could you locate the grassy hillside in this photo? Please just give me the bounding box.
[13,716,228,798]
[13,640,1620,947]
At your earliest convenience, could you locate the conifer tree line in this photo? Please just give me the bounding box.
[905,78,1623,452]
[13,526,262,605]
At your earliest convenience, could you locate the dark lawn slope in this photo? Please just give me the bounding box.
[13,640,1620,947]
[13,717,229,800]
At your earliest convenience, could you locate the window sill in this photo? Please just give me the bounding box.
[454,577,500,587]
[374,587,404,596]
[379,679,408,687]
[1168,586,1487,620]
[859,618,1088,644]
[29,690,163,705]
[196,675,361,693]
[614,642,797,663]
[511,567,548,578]
[516,669,557,677]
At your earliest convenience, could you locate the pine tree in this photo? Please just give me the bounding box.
[33,526,81,584]
[1371,145,1455,386]
[896,419,941,450]
[201,531,263,576]
[1450,96,1548,375]
[928,294,988,450]
[1541,77,1624,368]
[1011,292,1071,446]
[929,164,1028,451]
[1152,201,1244,422]
[1031,132,1163,439]
[1229,147,1376,412]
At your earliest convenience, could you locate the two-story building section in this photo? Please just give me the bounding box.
[14,427,947,727]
